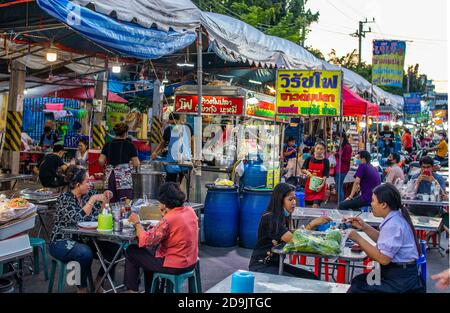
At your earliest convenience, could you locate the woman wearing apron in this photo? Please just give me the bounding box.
[301,142,330,208]
[345,183,425,293]
[98,123,140,203]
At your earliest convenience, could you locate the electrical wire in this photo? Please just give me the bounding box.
[324,0,358,22]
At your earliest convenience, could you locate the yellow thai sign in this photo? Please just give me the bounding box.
[276,70,342,116]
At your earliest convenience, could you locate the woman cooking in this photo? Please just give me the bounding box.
[249,183,331,278]
[345,183,424,293]
[49,165,120,293]
[301,142,330,208]
[98,123,140,203]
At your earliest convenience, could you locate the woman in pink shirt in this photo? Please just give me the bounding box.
[334,133,352,203]
[124,182,198,292]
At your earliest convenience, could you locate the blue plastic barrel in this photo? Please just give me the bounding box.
[295,190,305,207]
[239,187,273,249]
[240,159,268,189]
[204,184,240,247]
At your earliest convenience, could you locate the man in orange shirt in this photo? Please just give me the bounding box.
[401,128,413,154]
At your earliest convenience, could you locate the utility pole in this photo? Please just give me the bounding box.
[350,18,375,67]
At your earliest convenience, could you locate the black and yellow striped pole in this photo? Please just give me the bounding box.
[5,111,22,152]
[92,124,105,149]
[150,116,163,147]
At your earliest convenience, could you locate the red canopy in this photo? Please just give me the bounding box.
[343,86,378,117]
[46,87,128,103]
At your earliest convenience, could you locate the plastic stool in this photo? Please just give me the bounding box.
[48,258,94,293]
[30,237,48,281]
[336,259,347,283]
[299,256,307,265]
[363,258,372,274]
[150,270,198,293]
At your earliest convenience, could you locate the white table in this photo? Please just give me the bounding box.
[206,271,350,293]
[291,207,443,232]
[272,231,375,284]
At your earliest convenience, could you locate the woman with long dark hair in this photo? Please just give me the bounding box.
[248,183,331,278]
[345,183,424,293]
[334,132,352,203]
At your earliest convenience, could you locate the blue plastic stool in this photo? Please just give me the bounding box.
[48,258,94,293]
[30,237,49,281]
[149,259,201,293]
[150,270,198,293]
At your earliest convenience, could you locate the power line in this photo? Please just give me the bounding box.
[324,0,358,22]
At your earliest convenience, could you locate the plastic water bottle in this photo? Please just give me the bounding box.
[430,183,436,202]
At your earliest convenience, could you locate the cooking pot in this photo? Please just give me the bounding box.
[139,161,163,172]
[132,170,166,199]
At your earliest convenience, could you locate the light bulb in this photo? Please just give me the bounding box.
[46,49,57,62]
[112,65,121,73]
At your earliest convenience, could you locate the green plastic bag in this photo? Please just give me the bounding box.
[283,229,343,256]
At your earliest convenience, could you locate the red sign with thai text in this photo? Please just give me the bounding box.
[174,95,244,115]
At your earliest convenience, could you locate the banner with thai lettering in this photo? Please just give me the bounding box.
[276,70,342,116]
[403,93,422,115]
[246,98,289,122]
[372,40,406,87]
[174,95,244,115]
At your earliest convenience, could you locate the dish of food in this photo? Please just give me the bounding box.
[77,222,98,230]
[7,198,30,210]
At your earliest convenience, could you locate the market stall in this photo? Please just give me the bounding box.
[172,84,287,203]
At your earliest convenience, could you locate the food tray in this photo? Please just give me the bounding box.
[0,214,37,240]
[0,204,37,225]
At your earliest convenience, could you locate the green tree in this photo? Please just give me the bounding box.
[195,0,319,45]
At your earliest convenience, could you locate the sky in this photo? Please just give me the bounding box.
[305,0,448,93]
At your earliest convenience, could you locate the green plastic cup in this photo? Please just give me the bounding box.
[97,213,113,231]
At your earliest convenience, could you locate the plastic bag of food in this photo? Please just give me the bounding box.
[283,229,343,256]
[214,178,234,187]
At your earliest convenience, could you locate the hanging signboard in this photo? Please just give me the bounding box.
[246,98,289,122]
[403,93,422,115]
[372,40,406,87]
[275,70,342,116]
[174,95,244,115]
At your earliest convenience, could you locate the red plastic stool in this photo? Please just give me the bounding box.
[431,233,438,247]
[363,258,373,274]
[299,256,307,265]
[314,257,320,278]
[336,259,347,283]
[290,255,298,265]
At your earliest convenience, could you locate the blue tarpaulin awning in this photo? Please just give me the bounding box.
[36,0,196,59]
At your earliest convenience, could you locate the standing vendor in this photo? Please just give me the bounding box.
[39,125,59,150]
[98,123,140,203]
[345,183,424,293]
[301,142,330,208]
[151,113,193,183]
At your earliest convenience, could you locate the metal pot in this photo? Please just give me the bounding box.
[132,170,166,199]
[139,161,163,172]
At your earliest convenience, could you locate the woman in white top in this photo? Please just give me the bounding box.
[75,138,89,167]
